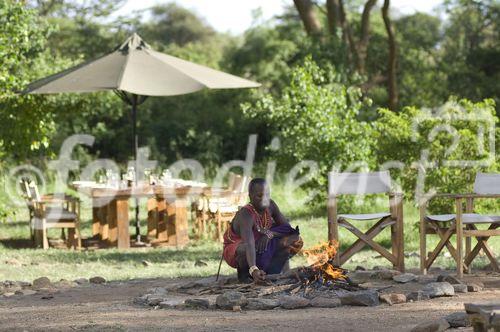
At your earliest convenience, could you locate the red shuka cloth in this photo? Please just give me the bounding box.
[222,204,268,268]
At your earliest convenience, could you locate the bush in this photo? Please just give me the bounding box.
[374,98,499,212]
[243,57,375,207]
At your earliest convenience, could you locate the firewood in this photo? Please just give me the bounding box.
[257,283,300,297]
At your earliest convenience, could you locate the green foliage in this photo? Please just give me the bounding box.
[375,98,499,212]
[0,0,48,98]
[0,1,56,160]
[440,0,500,114]
[138,3,217,48]
[243,57,375,202]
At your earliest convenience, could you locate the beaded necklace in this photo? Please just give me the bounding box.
[247,204,271,230]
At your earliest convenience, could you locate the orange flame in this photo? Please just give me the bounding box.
[302,241,345,280]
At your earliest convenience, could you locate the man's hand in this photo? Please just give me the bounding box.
[255,236,270,254]
[251,269,266,282]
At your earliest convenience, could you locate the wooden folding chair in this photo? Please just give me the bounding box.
[420,172,500,277]
[20,178,36,240]
[207,175,251,242]
[25,180,82,249]
[327,171,404,272]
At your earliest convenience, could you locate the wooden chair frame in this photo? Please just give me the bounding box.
[193,173,250,242]
[327,172,405,272]
[24,180,81,249]
[420,193,500,277]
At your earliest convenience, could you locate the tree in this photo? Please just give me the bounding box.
[243,57,375,204]
[381,0,397,110]
[293,0,400,110]
[440,0,500,114]
[138,3,217,49]
[0,0,54,161]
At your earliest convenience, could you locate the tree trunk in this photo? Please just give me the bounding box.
[293,0,322,36]
[326,0,341,34]
[357,0,378,75]
[331,0,357,65]
[382,0,398,111]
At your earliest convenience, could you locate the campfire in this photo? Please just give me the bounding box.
[170,241,361,301]
[136,241,374,311]
[270,241,359,297]
[301,241,347,284]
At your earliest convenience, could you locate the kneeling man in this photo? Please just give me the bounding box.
[223,178,303,282]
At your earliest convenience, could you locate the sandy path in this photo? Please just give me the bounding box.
[0,277,498,332]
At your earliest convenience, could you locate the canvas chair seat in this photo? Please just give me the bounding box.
[426,213,500,224]
[208,200,239,213]
[216,205,239,214]
[43,207,78,221]
[328,171,404,272]
[420,172,500,277]
[338,212,391,221]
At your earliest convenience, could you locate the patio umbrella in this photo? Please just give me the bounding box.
[23,33,260,243]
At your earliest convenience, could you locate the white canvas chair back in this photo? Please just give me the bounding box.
[21,179,41,202]
[227,172,237,191]
[230,174,245,193]
[329,171,391,196]
[473,172,500,195]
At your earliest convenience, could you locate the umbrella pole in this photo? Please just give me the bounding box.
[132,95,142,244]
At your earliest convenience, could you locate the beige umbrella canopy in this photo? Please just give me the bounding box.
[23,33,260,242]
[24,33,260,95]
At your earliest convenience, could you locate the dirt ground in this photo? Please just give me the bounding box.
[0,274,499,332]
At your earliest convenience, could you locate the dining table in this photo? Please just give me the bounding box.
[72,181,213,249]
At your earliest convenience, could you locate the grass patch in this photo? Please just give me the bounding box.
[0,187,498,282]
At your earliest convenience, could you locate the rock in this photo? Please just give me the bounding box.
[406,291,430,302]
[279,295,311,309]
[185,298,210,309]
[3,286,22,294]
[134,294,149,305]
[194,260,208,267]
[393,273,417,283]
[74,278,89,285]
[216,291,248,310]
[310,297,341,308]
[339,290,379,307]
[141,260,152,267]
[374,269,401,280]
[2,292,15,297]
[54,279,76,289]
[246,298,280,310]
[15,289,37,296]
[422,282,455,298]
[466,283,483,292]
[348,271,374,284]
[146,295,165,306]
[373,266,388,270]
[147,287,168,296]
[159,299,185,309]
[232,306,242,312]
[32,277,51,290]
[417,275,437,284]
[89,276,106,284]
[19,281,32,288]
[444,312,469,328]
[379,293,406,305]
[192,276,219,288]
[355,266,366,271]
[411,318,450,332]
[436,274,462,284]
[452,284,468,293]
